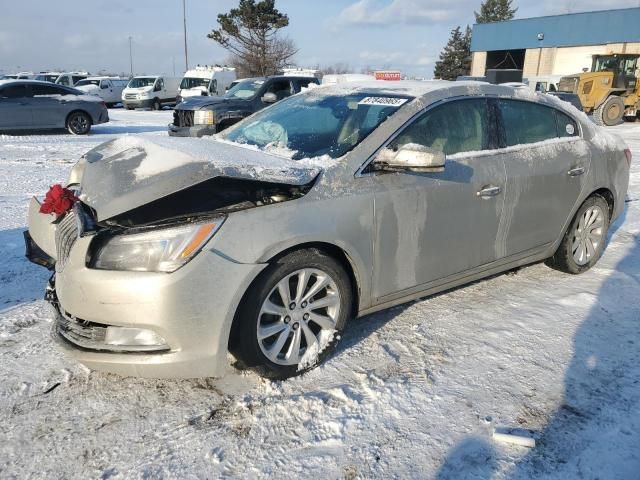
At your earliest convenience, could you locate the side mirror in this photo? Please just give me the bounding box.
[261,92,277,104]
[101,83,109,89]
[154,84,162,92]
[374,144,445,173]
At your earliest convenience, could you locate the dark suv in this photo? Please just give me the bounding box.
[168,75,320,137]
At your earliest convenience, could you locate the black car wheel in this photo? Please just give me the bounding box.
[66,111,92,135]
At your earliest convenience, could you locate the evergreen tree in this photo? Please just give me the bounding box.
[207,0,297,77]
[474,0,517,23]
[433,26,472,80]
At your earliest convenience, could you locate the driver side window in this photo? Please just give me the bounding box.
[155,79,164,91]
[389,99,492,156]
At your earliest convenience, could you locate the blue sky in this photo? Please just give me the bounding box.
[0,0,638,78]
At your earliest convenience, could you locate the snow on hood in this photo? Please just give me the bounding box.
[78,136,323,221]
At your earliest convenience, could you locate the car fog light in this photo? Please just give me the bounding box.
[104,327,167,348]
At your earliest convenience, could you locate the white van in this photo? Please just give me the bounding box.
[2,72,36,80]
[177,65,236,102]
[34,72,88,86]
[122,76,181,110]
[75,77,129,107]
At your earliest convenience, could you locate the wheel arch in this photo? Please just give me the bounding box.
[65,109,93,127]
[227,241,363,352]
[590,187,615,217]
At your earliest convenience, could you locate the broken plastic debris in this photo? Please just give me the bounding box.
[492,430,536,448]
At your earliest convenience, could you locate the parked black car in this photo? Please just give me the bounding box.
[168,75,320,137]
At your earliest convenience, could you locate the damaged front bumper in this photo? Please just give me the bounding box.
[26,196,268,378]
[167,122,217,137]
[24,230,55,269]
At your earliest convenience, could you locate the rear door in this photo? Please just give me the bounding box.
[29,84,71,128]
[0,84,32,129]
[495,99,590,256]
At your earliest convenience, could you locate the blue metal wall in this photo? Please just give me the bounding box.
[471,8,640,52]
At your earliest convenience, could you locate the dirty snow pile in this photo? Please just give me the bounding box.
[1,110,640,479]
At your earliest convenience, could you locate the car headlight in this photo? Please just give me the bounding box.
[138,92,150,99]
[194,110,215,125]
[90,218,225,272]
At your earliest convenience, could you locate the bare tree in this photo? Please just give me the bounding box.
[207,0,298,77]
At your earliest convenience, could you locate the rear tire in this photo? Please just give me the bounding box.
[546,195,610,274]
[230,249,353,379]
[593,96,625,126]
[66,111,92,135]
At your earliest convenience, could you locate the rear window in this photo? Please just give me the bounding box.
[499,100,558,146]
[32,84,70,96]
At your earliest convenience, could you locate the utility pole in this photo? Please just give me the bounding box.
[183,0,189,72]
[129,36,134,78]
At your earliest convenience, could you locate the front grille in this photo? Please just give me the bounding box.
[124,93,137,100]
[55,212,78,271]
[173,109,195,127]
[558,77,579,93]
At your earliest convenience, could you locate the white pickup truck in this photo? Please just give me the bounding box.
[75,77,129,107]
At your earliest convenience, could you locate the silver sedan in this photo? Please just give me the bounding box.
[26,81,630,379]
[0,80,109,134]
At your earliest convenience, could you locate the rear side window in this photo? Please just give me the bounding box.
[555,110,578,138]
[499,100,558,146]
[390,98,493,156]
[0,84,28,98]
[32,84,69,96]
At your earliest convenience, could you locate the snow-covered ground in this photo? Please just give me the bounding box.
[1,110,639,479]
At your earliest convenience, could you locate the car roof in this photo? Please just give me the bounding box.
[0,79,68,86]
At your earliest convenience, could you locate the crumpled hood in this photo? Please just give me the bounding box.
[77,136,322,221]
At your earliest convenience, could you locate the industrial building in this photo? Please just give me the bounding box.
[470,7,640,78]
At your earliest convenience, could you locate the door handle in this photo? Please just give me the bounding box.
[477,185,502,198]
[568,166,585,177]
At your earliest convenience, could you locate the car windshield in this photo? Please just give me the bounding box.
[128,77,156,88]
[75,79,101,87]
[35,75,59,83]
[221,91,412,160]
[180,77,209,89]
[224,79,264,99]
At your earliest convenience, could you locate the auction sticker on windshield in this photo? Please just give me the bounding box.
[358,97,408,107]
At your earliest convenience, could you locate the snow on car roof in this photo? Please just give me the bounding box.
[311,79,528,99]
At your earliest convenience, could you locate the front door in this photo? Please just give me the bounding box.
[371,98,507,300]
[0,84,32,129]
[495,99,591,256]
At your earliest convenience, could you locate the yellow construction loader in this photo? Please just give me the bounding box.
[558,54,640,126]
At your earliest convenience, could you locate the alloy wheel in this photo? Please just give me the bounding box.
[257,268,341,366]
[572,205,605,266]
[69,114,89,134]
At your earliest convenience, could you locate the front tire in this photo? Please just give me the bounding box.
[546,195,610,274]
[593,96,625,126]
[66,111,92,135]
[152,98,161,111]
[231,249,353,379]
